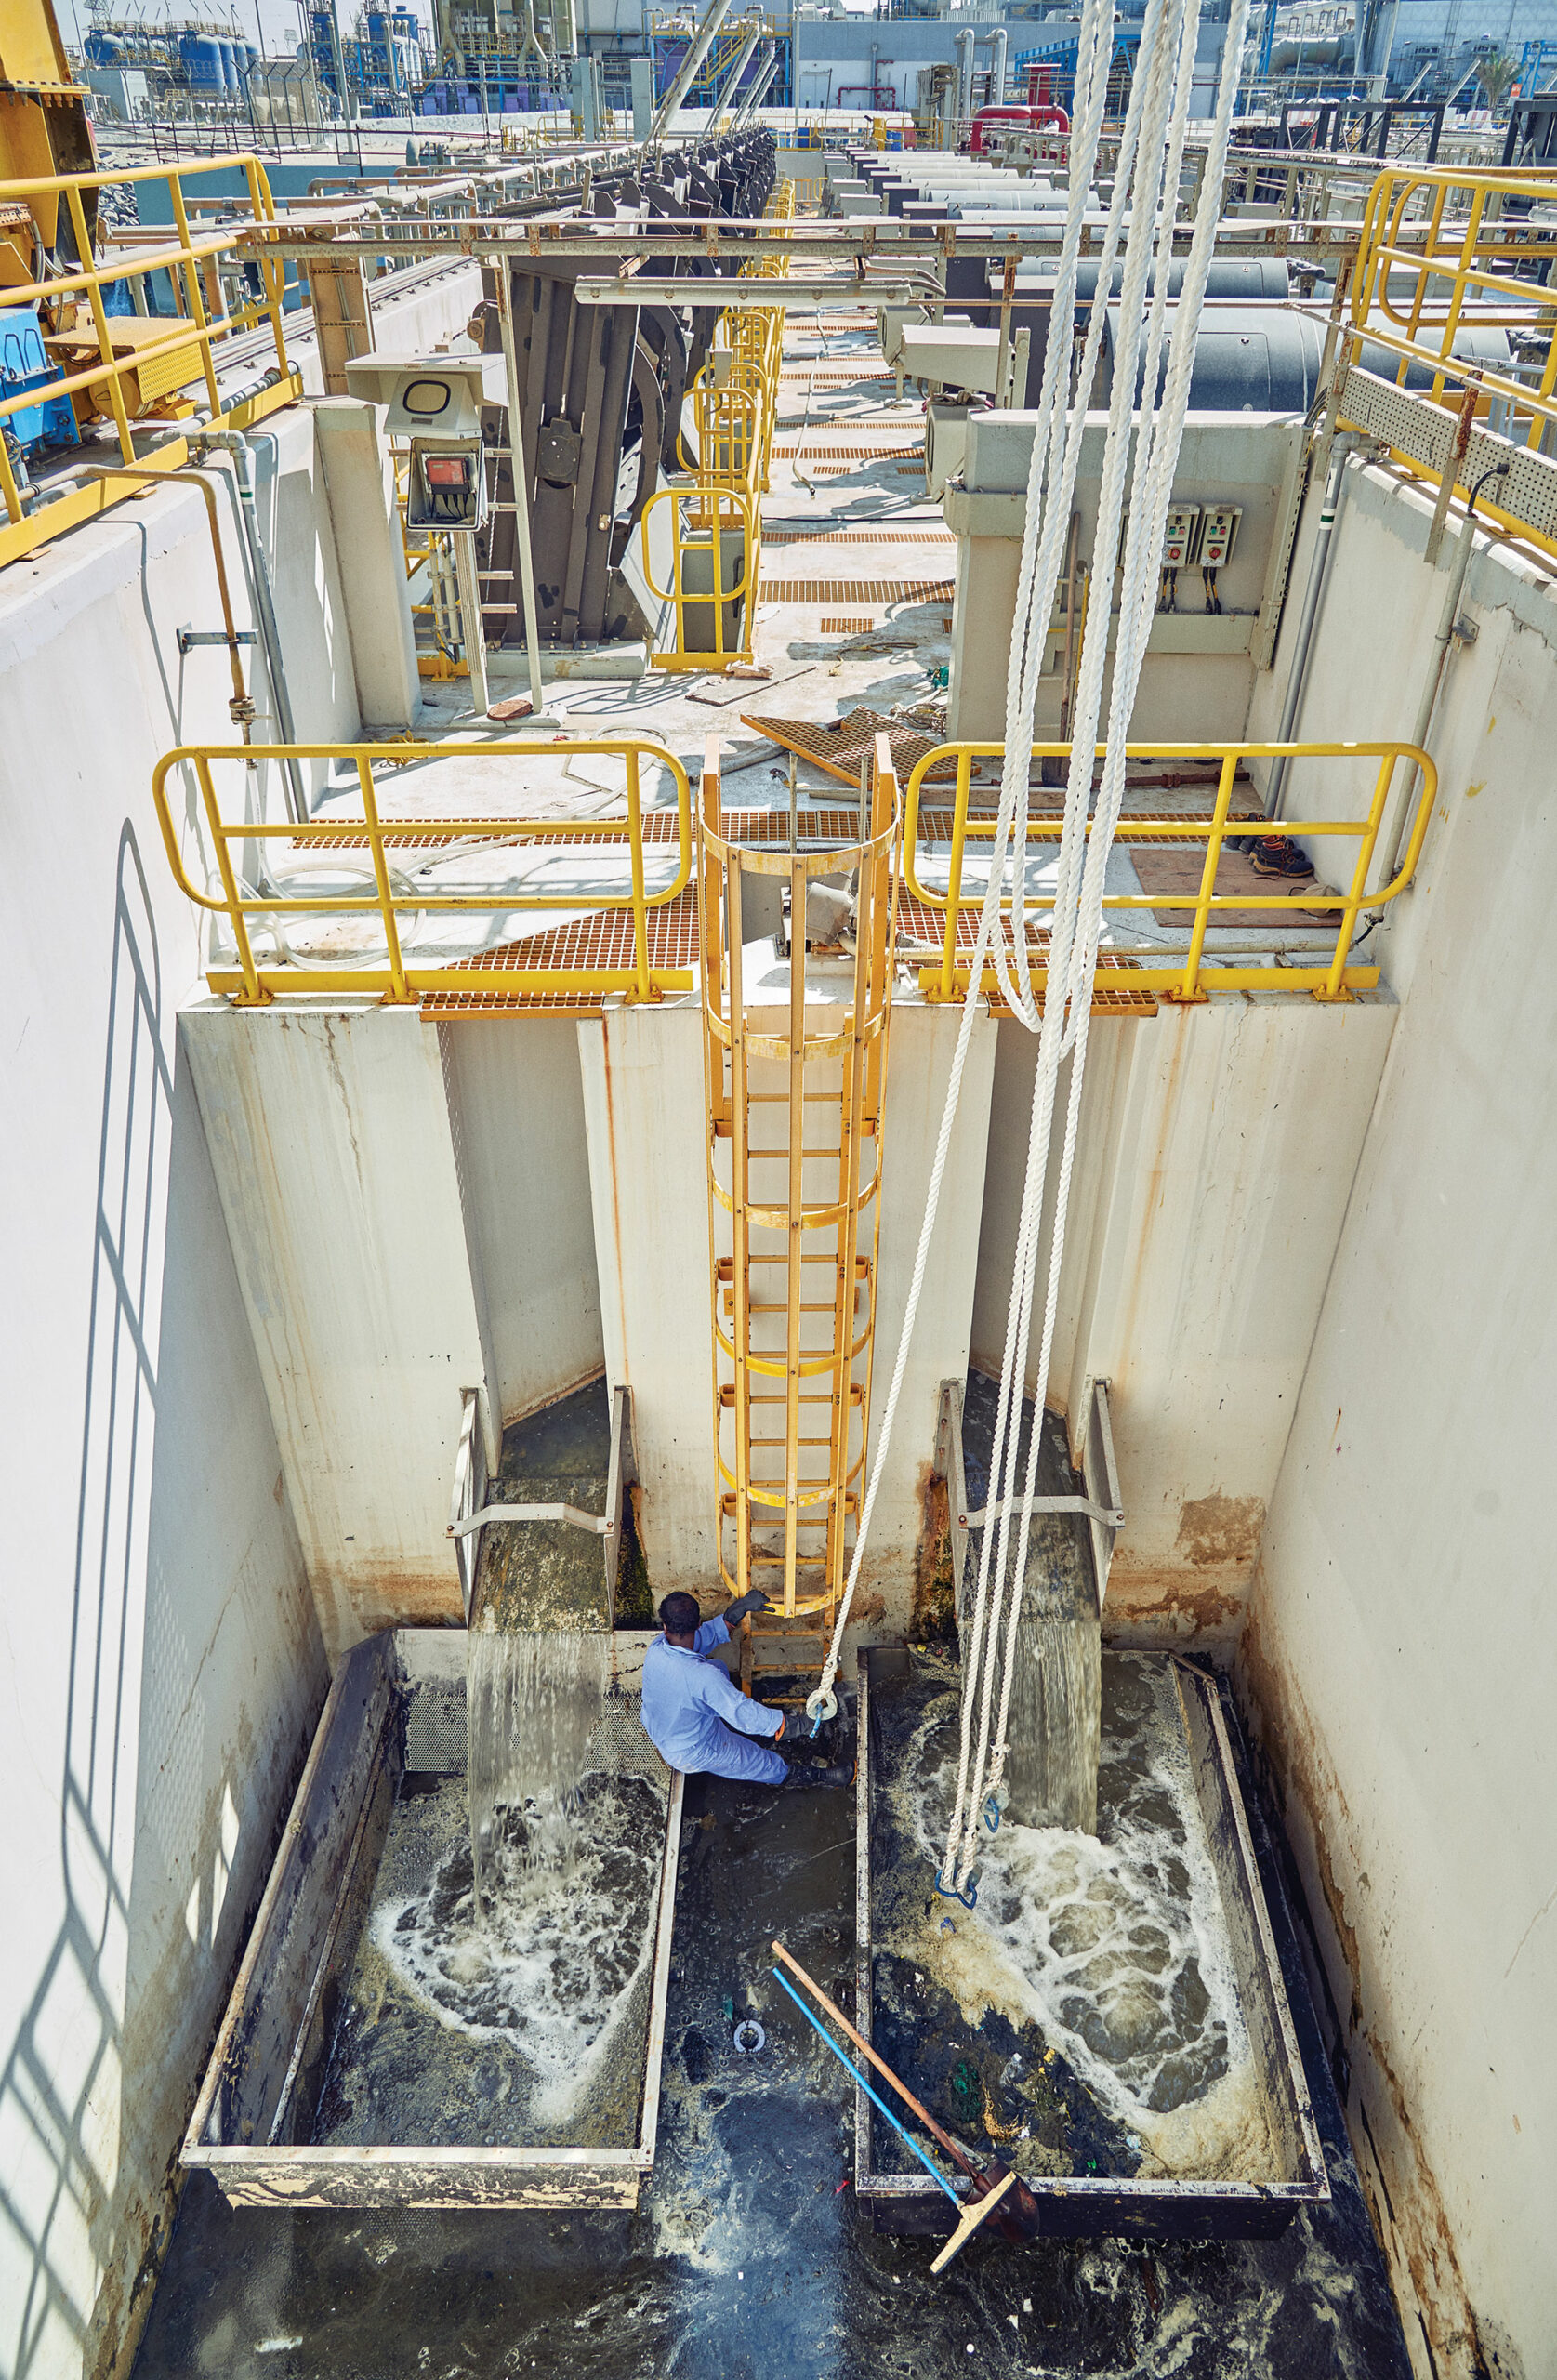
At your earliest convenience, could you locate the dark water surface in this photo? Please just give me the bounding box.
[134,1725,1412,2380]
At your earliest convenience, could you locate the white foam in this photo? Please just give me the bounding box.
[888,1662,1272,2179]
[375,1779,661,2129]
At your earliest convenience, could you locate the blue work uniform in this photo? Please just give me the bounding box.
[640,1617,786,1784]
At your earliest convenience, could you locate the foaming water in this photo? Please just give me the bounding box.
[467,1628,611,1909]
[881,1655,1271,2180]
[377,1772,663,2131]
[313,1768,666,2149]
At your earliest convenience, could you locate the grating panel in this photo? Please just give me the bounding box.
[759,579,954,604]
[404,1677,466,1773]
[772,445,926,461]
[1337,362,1557,548]
[819,618,877,632]
[586,1693,670,1784]
[765,529,955,546]
[739,707,958,788]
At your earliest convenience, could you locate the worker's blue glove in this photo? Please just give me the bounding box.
[725,1590,770,1625]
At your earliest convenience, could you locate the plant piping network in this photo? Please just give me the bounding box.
[803,0,1253,1904]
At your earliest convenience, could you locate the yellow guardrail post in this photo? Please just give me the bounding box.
[1175,748,1239,1004]
[0,155,303,567]
[626,743,652,1002]
[194,750,268,1004]
[355,753,413,1003]
[940,747,974,1000]
[1316,747,1399,1003]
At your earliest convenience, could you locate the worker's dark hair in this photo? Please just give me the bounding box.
[659,1591,702,1638]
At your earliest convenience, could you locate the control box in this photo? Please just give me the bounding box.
[408,438,487,532]
[1162,504,1201,569]
[1199,505,1242,568]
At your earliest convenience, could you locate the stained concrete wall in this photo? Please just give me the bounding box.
[0,424,333,2380]
[974,995,1395,1647]
[439,1016,605,1427]
[183,1003,492,1660]
[1234,460,1557,2380]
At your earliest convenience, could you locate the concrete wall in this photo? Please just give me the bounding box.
[440,1016,604,1428]
[1235,459,1557,2379]
[974,995,1396,1647]
[0,427,332,2380]
[183,1003,491,1659]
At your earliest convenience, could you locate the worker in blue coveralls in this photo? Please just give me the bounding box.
[640,1589,852,1790]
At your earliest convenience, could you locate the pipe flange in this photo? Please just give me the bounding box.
[732,2019,765,2056]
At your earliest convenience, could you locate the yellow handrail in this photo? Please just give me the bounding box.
[901,737,1437,1005]
[151,738,693,1007]
[1338,165,1557,555]
[0,155,302,568]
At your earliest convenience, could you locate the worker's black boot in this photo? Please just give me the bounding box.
[781,1757,855,1791]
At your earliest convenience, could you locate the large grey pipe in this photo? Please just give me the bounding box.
[991,25,1008,104]
[712,18,762,122]
[1266,441,1352,821]
[733,41,778,129]
[650,0,738,141]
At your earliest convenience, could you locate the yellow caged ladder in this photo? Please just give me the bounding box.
[699,734,901,1695]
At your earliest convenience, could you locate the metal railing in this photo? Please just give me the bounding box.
[151,738,694,1006]
[1335,164,1557,556]
[0,155,302,569]
[901,738,1436,1004]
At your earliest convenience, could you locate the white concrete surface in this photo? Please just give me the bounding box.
[579,1001,716,1593]
[184,1003,490,1658]
[868,999,998,1616]
[1238,457,1557,2380]
[0,456,329,2380]
[312,396,422,734]
[439,1016,605,1428]
[974,996,1396,1647]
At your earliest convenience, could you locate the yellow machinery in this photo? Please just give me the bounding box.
[699,735,900,1697]
[0,0,94,289]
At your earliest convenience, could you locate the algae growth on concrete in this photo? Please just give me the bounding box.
[869,1648,1272,2186]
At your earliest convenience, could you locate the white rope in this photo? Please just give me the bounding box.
[944,0,1194,1881]
[807,0,1249,1771]
[947,0,1254,1894]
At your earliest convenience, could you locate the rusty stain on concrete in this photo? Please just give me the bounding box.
[1175,1491,1267,1570]
[1236,1593,1493,2380]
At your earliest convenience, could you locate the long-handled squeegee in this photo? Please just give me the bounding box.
[772,1941,1041,2269]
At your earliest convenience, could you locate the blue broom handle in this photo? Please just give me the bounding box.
[770,1967,959,2204]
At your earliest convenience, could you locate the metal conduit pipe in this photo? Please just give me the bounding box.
[732,43,778,130]
[956,29,974,127]
[1377,456,1511,887]
[1265,438,1355,821]
[650,0,738,141]
[193,431,308,826]
[991,26,1008,105]
[713,19,763,124]
[82,466,253,740]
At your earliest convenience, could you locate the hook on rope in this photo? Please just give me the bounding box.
[982,1790,1006,1836]
[933,1867,979,1911]
[805,1686,838,1734]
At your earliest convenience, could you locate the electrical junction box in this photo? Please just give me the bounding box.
[1162,503,1201,568]
[407,438,487,532]
[342,350,507,443]
[1199,504,1241,567]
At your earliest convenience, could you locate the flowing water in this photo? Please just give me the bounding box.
[466,1627,612,1911]
[871,1651,1272,2183]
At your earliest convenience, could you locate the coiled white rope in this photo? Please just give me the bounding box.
[807,0,1250,1779]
